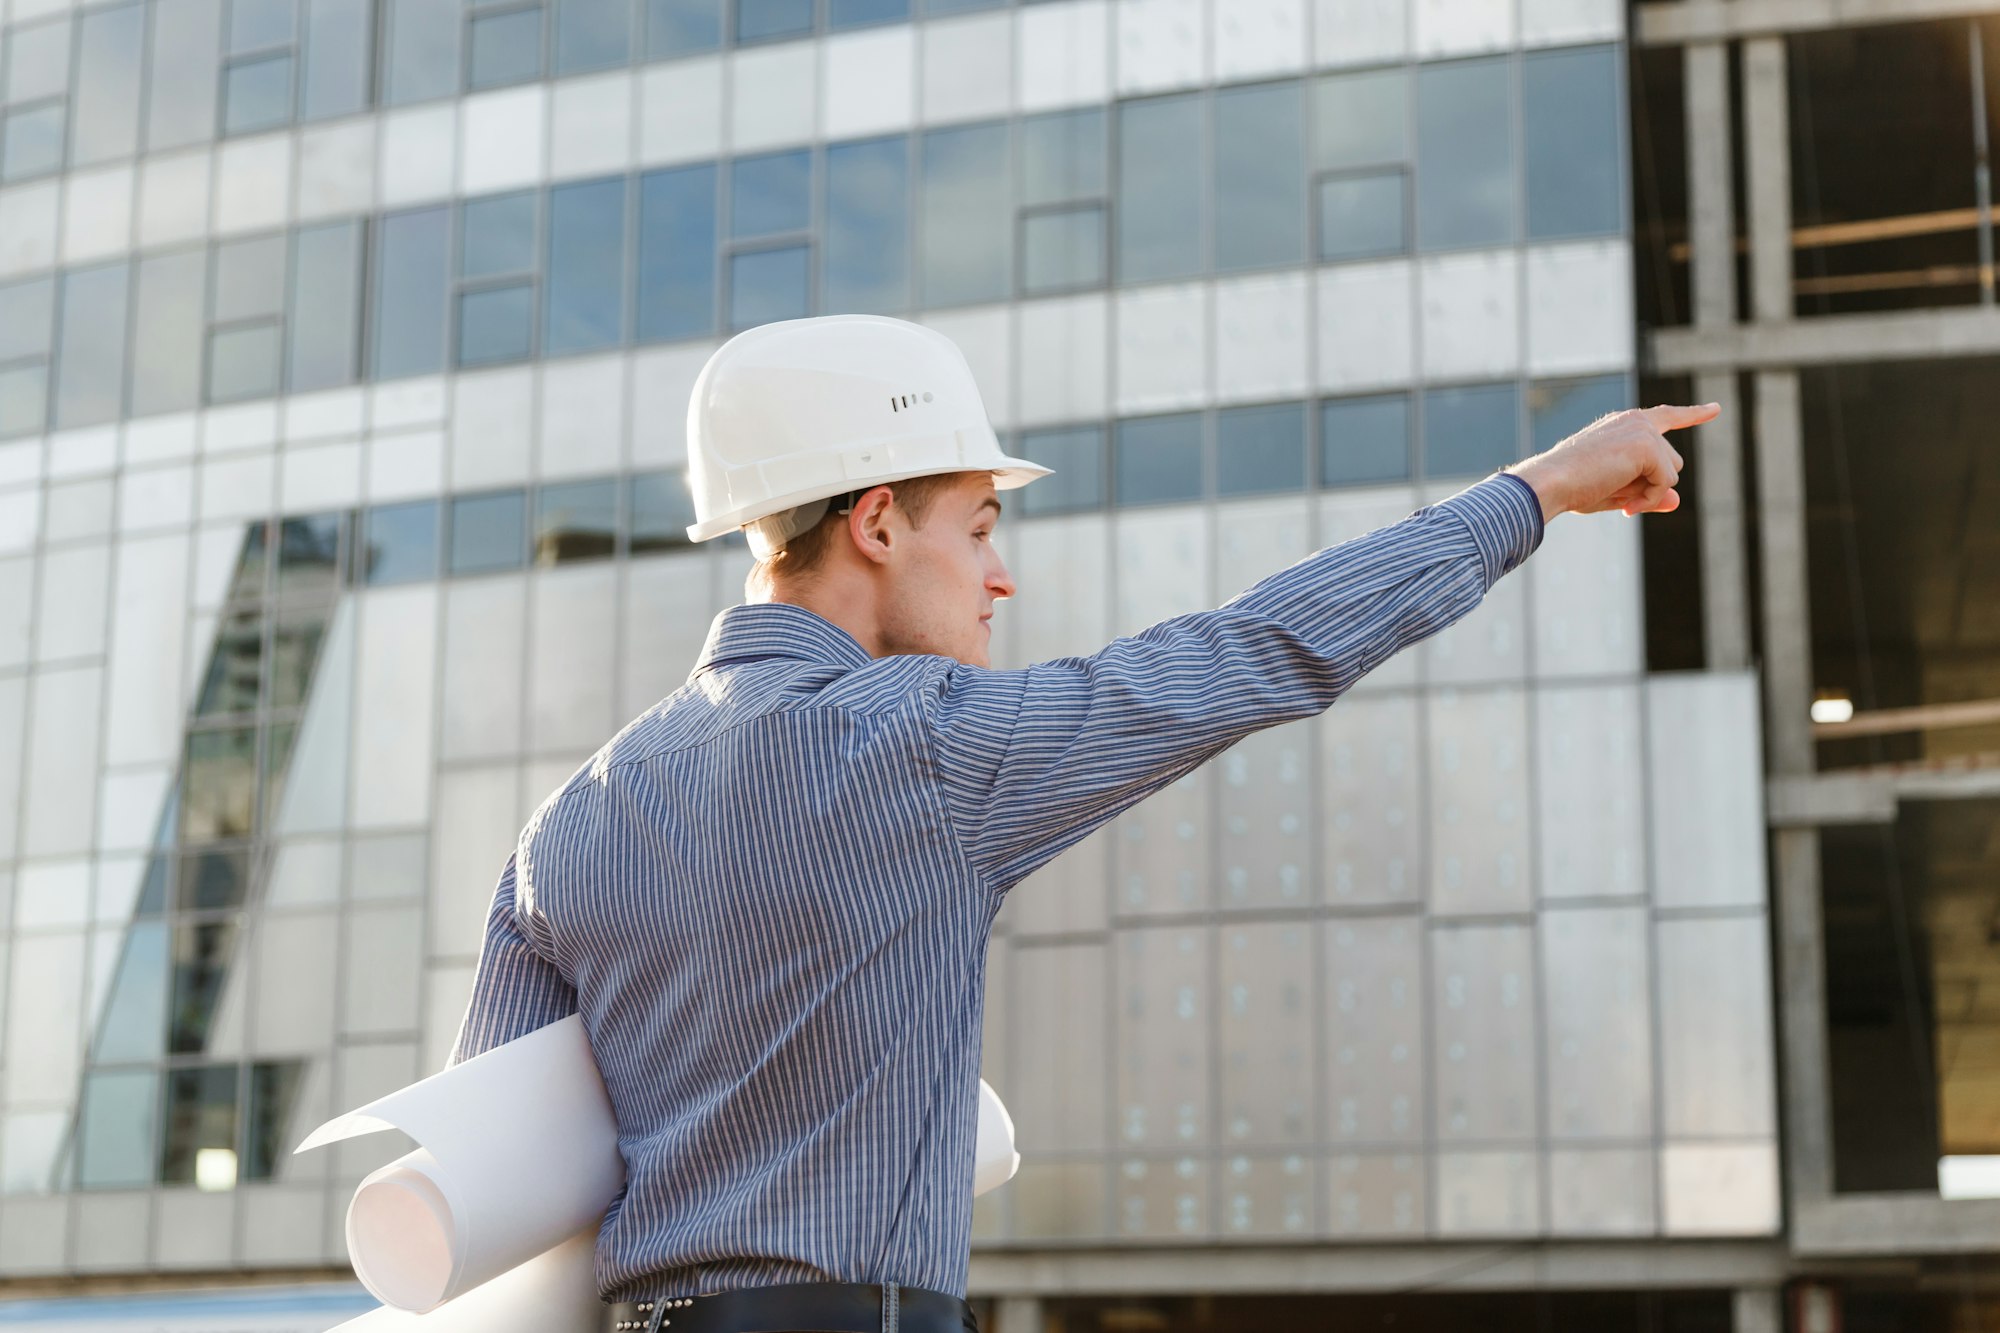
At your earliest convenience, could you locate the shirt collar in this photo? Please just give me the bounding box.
[693,602,875,675]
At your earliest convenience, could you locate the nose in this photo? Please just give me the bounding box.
[986,544,1017,601]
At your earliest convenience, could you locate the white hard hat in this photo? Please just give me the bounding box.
[684,314,1050,556]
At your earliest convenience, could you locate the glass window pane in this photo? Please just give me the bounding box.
[0,364,46,437]
[302,0,372,120]
[1215,401,1306,496]
[535,479,618,564]
[207,323,283,402]
[229,0,297,51]
[729,245,809,329]
[1529,374,1627,452]
[923,0,1003,11]
[546,177,627,354]
[146,0,223,151]
[0,277,54,360]
[276,512,345,601]
[288,221,362,392]
[1214,81,1305,272]
[457,284,535,365]
[182,846,252,911]
[1423,381,1520,479]
[183,727,257,842]
[158,1064,239,1183]
[824,136,909,314]
[736,0,811,42]
[1018,426,1104,516]
[384,0,460,105]
[470,7,544,88]
[223,53,294,134]
[360,499,440,585]
[1117,95,1202,282]
[5,20,72,104]
[1318,171,1408,262]
[1416,58,1514,251]
[1321,393,1411,487]
[461,191,537,278]
[1020,108,1106,208]
[731,149,810,239]
[830,0,905,24]
[638,164,717,341]
[646,0,720,56]
[92,921,169,1064]
[2,105,66,181]
[55,263,131,430]
[1524,46,1622,240]
[449,490,528,574]
[79,1070,159,1189]
[130,249,208,417]
[1115,413,1203,506]
[1313,68,1408,172]
[196,611,262,716]
[373,208,449,378]
[629,470,695,552]
[920,122,1010,306]
[269,605,326,706]
[71,5,146,166]
[243,1061,303,1181]
[1022,205,1105,295]
[556,0,630,72]
[214,235,288,322]
[229,522,269,602]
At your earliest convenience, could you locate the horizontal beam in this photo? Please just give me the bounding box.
[967,1240,1790,1297]
[1794,1194,2000,1256]
[1816,698,2000,740]
[1647,306,2000,374]
[1767,763,2000,827]
[1637,0,1999,45]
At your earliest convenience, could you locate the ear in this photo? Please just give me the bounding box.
[847,485,898,567]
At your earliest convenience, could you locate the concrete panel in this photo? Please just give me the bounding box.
[1007,514,1109,666]
[528,565,619,754]
[1117,1154,1212,1238]
[731,43,818,152]
[1214,272,1311,404]
[1541,906,1652,1139]
[440,575,528,761]
[922,12,1013,126]
[1314,0,1409,66]
[1426,687,1531,915]
[1213,0,1308,80]
[1013,1160,1112,1240]
[461,87,547,195]
[103,533,190,767]
[296,118,376,222]
[1115,927,1212,1151]
[1010,828,1112,936]
[1421,559,1527,685]
[1115,0,1207,97]
[921,305,1012,428]
[1017,0,1111,113]
[1218,1153,1314,1238]
[638,57,724,166]
[349,586,439,828]
[1321,694,1423,905]
[1217,726,1311,911]
[1529,505,1643,678]
[1326,1152,1426,1236]
[1013,942,1109,1152]
[1115,283,1210,415]
[1017,293,1108,426]
[1435,1150,1541,1236]
[1533,682,1645,900]
[1548,1147,1654,1235]
[1419,249,1522,382]
[1646,672,1766,909]
[1662,1142,1781,1235]
[1431,923,1538,1143]
[1526,241,1635,376]
[1317,260,1416,392]
[1324,917,1424,1144]
[1114,508,1209,634]
[213,133,290,235]
[1218,922,1314,1146]
[1657,915,1778,1138]
[823,26,915,139]
[538,355,626,480]
[449,366,535,491]
[621,552,712,718]
[1415,0,1514,55]
[550,71,635,181]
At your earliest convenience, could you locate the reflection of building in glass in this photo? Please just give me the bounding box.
[0,0,1992,1327]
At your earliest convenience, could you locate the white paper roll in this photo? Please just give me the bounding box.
[324,1230,601,1333]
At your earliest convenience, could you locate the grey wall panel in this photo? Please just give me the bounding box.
[238,1185,329,1265]
[1323,917,1424,1146]
[0,1196,69,1271]
[1217,724,1312,911]
[1529,502,1643,679]
[154,1189,234,1268]
[621,553,712,719]
[1430,922,1538,1144]
[1316,488,1423,692]
[1116,1154,1213,1239]
[1647,673,1767,909]
[0,556,30,669]
[1548,1146,1655,1235]
[3,930,84,1106]
[1009,513,1111,666]
[349,587,439,830]
[1420,561,1527,686]
[330,1043,420,1184]
[1320,694,1423,906]
[1114,509,1210,637]
[1010,827,1111,935]
[1115,926,1212,1152]
[22,666,103,857]
[440,575,528,762]
[1426,687,1531,915]
[1214,498,1313,599]
[1326,1152,1427,1238]
[1657,915,1778,1138]
[1540,906,1652,1141]
[527,564,619,754]
[0,675,24,863]
[1660,1141,1781,1236]
[250,912,342,1052]
[33,543,110,662]
[1012,942,1108,1153]
[273,599,356,837]
[429,762,523,959]
[1012,1160,1111,1241]
[1533,682,1645,900]
[1218,922,1314,1148]
[339,905,424,1037]
[1218,1153,1314,1239]
[1114,771,1210,917]
[1435,1149,1542,1236]
[73,1192,149,1271]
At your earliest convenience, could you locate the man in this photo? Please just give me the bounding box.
[450,315,1716,1333]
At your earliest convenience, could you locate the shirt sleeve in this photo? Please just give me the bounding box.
[446,853,580,1066]
[926,473,1544,890]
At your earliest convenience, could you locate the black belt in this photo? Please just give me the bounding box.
[605,1282,978,1333]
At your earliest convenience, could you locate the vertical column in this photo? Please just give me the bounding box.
[994,1296,1045,1333]
[1684,41,1751,670]
[1743,37,1794,327]
[1733,1287,1783,1333]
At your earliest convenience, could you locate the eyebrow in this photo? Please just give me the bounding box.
[977,498,1003,519]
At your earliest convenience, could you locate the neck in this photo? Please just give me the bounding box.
[769,577,889,659]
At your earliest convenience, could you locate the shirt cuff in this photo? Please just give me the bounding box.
[1434,473,1546,590]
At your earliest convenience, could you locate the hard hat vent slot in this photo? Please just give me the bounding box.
[888,392,926,413]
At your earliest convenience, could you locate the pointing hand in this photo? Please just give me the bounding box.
[1505,403,1721,522]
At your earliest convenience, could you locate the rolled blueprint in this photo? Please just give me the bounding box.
[297,1013,1021,1321]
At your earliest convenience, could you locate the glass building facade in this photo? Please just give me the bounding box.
[0,0,1837,1318]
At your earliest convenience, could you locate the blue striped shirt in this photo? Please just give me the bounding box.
[449,473,1544,1301]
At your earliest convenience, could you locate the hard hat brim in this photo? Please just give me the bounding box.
[685,456,1052,544]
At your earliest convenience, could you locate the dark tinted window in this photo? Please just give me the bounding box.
[646,0,721,55]
[1423,382,1520,479]
[360,499,439,585]
[730,245,809,329]
[449,491,529,574]
[547,177,628,353]
[158,1062,238,1178]
[921,123,1011,306]
[536,479,619,563]
[289,222,363,391]
[1214,81,1306,271]
[732,150,811,238]
[131,250,207,416]
[1022,206,1106,294]
[556,0,631,72]
[1216,401,1306,496]
[1524,46,1622,239]
[1314,68,1408,172]
[383,0,459,104]
[629,470,697,552]
[1321,393,1412,487]
[1530,374,1628,452]
[458,284,535,366]
[736,0,811,41]
[639,164,717,341]
[302,0,373,120]
[824,136,909,313]
[1416,59,1514,250]
[1118,95,1202,281]
[1115,413,1203,506]
[1318,171,1408,262]
[1020,108,1105,207]
[54,262,131,428]
[829,0,906,24]
[469,7,543,88]
[461,191,537,279]
[373,208,449,378]
[1018,425,1106,516]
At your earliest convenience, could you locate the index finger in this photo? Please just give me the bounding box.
[1642,402,1722,433]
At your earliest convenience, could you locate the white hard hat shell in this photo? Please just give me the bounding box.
[684,314,1050,544]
